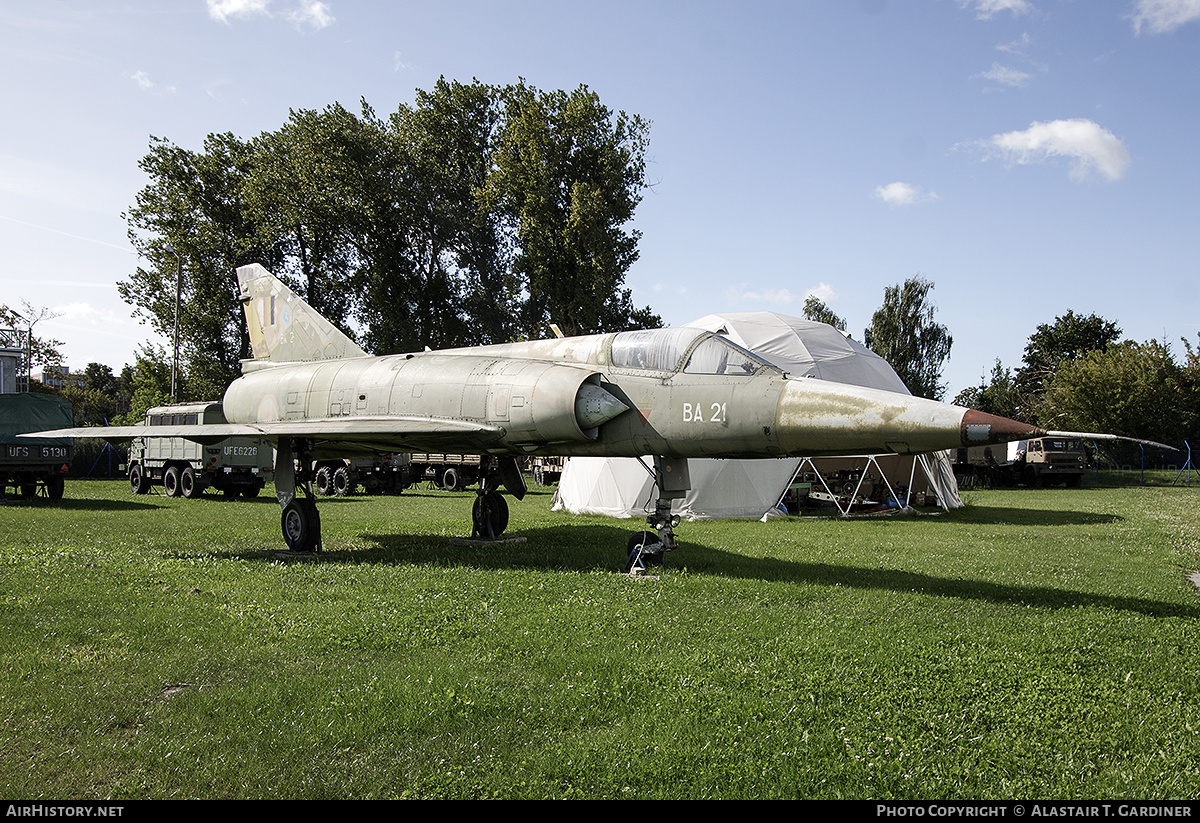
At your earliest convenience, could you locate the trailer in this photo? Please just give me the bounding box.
[127,402,274,498]
[0,393,72,501]
[407,453,487,491]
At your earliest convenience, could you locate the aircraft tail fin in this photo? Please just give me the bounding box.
[237,264,367,364]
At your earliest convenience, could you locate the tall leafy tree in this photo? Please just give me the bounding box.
[802,296,847,332]
[1179,335,1200,447]
[490,81,659,338]
[863,275,953,400]
[122,133,283,400]
[953,359,1019,418]
[112,346,175,426]
[123,79,661,387]
[363,80,513,353]
[1015,310,1122,421]
[246,104,368,328]
[1041,340,1182,445]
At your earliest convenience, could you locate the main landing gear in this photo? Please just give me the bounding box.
[471,455,525,540]
[272,443,528,552]
[275,439,323,553]
[624,457,690,574]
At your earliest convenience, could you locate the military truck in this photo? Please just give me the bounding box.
[312,454,411,496]
[0,393,72,500]
[954,436,1088,488]
[1013,436,1088,487]
[127,402,274,498]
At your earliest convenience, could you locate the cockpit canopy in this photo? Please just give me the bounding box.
[609,328,778,376]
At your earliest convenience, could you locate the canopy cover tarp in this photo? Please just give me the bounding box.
[0,393,73,445]
[554,312,963,519]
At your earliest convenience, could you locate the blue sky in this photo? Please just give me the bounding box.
[3,0,1198,398]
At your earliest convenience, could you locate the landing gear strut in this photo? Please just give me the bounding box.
[276,439,322,553]
[625,457,690,574]
[471,456,525,539]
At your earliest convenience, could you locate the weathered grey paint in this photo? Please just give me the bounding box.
[29,265,1044,462]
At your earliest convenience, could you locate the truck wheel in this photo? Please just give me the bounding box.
[180,466,201,499]
[282,498,320,552]
[315,466,334,496]
[243,484,261,499]
[442,467,460,491]
[163,465,181,497]
[333,466,353,496]
[47,476,65,500]
[129,464,148,495]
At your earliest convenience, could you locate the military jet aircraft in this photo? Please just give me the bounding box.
[32,264,1044,560]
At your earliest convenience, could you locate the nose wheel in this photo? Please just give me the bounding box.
[623,456,687,574]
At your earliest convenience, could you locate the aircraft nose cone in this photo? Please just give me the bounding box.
[960,409,1045,446]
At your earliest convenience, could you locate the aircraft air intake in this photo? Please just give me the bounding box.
[574,383,629,439]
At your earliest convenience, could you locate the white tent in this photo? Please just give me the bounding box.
[553,312,963,520]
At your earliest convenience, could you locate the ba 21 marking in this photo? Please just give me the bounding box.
[682,402,727,423]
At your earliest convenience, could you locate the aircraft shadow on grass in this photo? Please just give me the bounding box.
[174,517,1196,620]
[938,505,1126,528]
[13,497,163,512]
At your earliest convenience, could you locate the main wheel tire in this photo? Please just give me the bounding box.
[163,465,180,497]
[472,491,509,538]
[282,498,321,552]
[180,466,201,499]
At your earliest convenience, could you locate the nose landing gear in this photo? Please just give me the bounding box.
[624,456,689,574]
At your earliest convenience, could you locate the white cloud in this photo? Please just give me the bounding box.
[960,0,1034,19]
[208,0,334,30]
[727,286,797,306]
[805,282,840,304]
[973,62,1033,88]
[1131,0,1200,34]
[207,0,271,24]
[287,0,335,30]
[874,182,937,206]
[976,119,1131,182]
[997,32,1033,56]
[130,70,176,95]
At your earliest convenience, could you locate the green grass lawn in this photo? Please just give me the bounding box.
[2,479,1199,799]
